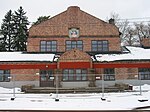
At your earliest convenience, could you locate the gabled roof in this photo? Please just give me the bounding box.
[29,6,119,37]
[58,48,92,62]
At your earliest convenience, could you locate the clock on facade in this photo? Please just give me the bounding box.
[69,28,79,38]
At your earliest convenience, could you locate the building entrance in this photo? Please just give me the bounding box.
[40,70,54,87]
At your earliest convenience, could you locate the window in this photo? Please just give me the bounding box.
[92,40,108,52]
[40,41,57,52]
[0,70,10,82]
[63,69,87,81]
[66,40,83,51]
[104,68,115,81]
[138,68,150,80]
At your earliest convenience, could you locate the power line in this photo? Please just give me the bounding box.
[119,17,150,21]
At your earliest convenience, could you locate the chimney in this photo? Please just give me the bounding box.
[67,6,80,11]
[67,6,80,16]
[109,18,115,25]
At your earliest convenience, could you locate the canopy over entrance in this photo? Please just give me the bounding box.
[58,49,92,69]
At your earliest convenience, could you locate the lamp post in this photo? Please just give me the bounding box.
[135,73,142,95]
[8,75,15,100]
[55,74,59,101]
[101,74,106,101]
[137,73,148,102]
[139,74,142,95]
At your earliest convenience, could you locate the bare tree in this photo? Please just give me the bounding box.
[117,20,130,45]
[107,12,130,45]
[106,12,150,46]
[148,22,150,32]
[134,22,150,46]
[123,26,139,46]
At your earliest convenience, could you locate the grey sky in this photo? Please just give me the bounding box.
[0,0,150,24]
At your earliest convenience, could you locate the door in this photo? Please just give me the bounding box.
[40,70,54,87]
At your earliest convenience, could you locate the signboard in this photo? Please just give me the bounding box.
[96,76,101,80]
[49,77,54,80]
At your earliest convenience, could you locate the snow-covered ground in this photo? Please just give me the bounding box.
[0,85,150,110]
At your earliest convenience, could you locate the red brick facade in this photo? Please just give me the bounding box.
[11,69,39,81]
[29,6,119,37]
[142,38,150,48]
[0,6,150,88]
[27,37,121,53]
[27,6,121,53]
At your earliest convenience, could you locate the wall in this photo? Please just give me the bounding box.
[27,37,121,53]
[142,38,150,48]
[0,81,39,88]
[29,6,119,37]
[0,69,40,88]
[27,6,120,53]
[115,68,138,80]
[61,81,89,88]
[96,80,150,87]
[11,69,39,81]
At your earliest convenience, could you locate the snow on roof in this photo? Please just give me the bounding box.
[95,46,150,62]
[0,52,55,62]
[0,46,150,62]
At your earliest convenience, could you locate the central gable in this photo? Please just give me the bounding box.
[58,49,92,62]
[29,6,119,37]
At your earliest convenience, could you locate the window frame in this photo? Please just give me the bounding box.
[0,70,10,82]
[40,40,57,52]
[91,40,109,52]
[62,69,87,81]
[66,40,83,51]
[40,70,54,81]
[138,68,150,80]
[103,68,115,81]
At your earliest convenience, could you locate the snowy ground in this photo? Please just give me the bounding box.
[0,85,150,110]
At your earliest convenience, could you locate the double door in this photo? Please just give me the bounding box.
[40,70,54,87]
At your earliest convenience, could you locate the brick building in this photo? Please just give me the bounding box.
[0,6,150,88]
[142,37,150,48]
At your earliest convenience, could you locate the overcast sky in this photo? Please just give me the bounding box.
[0,0,150,24]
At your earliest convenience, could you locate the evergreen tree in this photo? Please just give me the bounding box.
[33,16,50,25]
[0,33,7,51]
[13,6,29,51]
[0,10,14,51]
